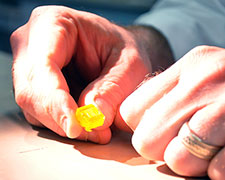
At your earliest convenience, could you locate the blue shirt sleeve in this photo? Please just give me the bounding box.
[135,0,225,60]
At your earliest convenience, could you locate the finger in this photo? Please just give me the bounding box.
[117,46,225,132]
[11,7,84,138]
[10,7,77,69]
[131,82,198,160]
[10,25,29,60]
[15,83,82,137]
[116,61,180,131]
[25,6,77,68]
[208,146,225,180]
[23,91,111,144]
[23,110,67,137]
[164,102,225,177]
[12,55,83,138]
[23,110,44,127]
[78,37,151,131]
[126,46,225,160]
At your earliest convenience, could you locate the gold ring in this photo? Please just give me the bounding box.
[181,122,222,160]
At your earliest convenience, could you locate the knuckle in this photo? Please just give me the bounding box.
[10,24,25,41]
[15,91,27,109]
[189,45,225,61]
[42,99,53,116]
[29,6,59,23]
[189,45,221,57]
[10,25,26,48]
[31,5,50,15]
[191,45,210,54]
[10,30,18,44]
[186,45,212,62]
[14,87,32,110]
[30,5,66,19]
[132,132,163,160]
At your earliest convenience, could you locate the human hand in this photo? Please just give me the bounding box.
[117,46,225,179]
[10,5,154,144]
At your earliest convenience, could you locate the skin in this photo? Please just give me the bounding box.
[11,5,174,144]
[11,5,224,179]
[117,46,225,179]
[10,5,151,144]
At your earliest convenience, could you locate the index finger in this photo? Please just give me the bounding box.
[11,6,83,138]
[117,60,180,131]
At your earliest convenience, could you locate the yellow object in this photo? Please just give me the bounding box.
[75,104,105,132]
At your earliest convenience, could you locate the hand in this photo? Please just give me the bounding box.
[117,46,225,179]
[10,5,153,144]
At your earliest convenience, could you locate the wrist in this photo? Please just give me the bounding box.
[125,25,174,72]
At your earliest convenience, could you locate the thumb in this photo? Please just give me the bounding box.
[22,88,83,138]
[78,48,151,130]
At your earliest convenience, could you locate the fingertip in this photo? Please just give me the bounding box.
[93,98,113,129]
[79,94,114,130]
[114,109,133,133]
[164,136,208,177]
[66,116,83,138]
[131,128,164,161]
[98,129,112,144]
[208,148,225,180]
[62,106,83,138]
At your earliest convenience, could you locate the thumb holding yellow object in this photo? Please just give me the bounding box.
[76,104,105,132]
[76,46,150,144]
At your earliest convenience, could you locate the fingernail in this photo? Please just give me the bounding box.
[62,106,82,138]
[68,115,83,138]
[94,98,113,128]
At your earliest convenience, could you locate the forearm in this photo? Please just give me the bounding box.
[135,0,225,60]
[125,25,174,72]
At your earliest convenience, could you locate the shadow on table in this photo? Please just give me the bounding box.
[1,110,210,180]
[9,111,144,164]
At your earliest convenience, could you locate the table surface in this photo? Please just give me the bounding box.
[0,51,209,180]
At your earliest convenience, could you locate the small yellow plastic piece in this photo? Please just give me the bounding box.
[75,104,105,132]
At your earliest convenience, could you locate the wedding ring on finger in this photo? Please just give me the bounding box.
[180,122,222,160]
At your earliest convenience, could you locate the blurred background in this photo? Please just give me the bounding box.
[0,0,154,113]
[0,0,155,53]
